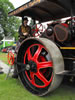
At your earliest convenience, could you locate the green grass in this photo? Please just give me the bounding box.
[0,52,8,64]
[0,74,75,100]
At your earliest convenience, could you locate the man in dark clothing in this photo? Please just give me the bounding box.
[19,17,31,42]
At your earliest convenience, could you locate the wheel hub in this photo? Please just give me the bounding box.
[25,64,30,71]
[29,60,37,73]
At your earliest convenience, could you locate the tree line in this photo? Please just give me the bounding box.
[0,0,21,41]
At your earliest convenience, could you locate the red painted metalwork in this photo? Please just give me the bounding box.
[7,51,14,65]
[32,24,43,37]
[24,44,53,88]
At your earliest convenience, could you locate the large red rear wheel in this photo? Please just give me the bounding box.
[17,38,64,96]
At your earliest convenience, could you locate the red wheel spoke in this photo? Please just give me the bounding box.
[30,71,35,82]
[39,25,41,29]
[36,24,37,29]
[35,72,48,84]
[32,32,36,36]
[38,24,43,31]
[33,45,43,61]
[27,49,32,61]
[37,61,53,69]
[9,57,13,64]
[8,54,11,59]
[7,51,14,65]
[8,56,12,62]
[39,24,42,28]
[9,57,12,62]
[10,59,13,64]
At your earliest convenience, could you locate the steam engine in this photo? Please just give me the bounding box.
[41,18,75,73]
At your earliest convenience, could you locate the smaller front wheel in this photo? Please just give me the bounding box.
[7,51,14,65]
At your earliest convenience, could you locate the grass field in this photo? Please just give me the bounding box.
[0,74,75,100]
[0,52,8,64]
[0,52,75,100]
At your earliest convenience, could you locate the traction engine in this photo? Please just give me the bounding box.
[8,0,75,96]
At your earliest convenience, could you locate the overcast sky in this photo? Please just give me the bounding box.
[9,0,30,8]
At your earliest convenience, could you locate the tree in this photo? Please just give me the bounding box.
[0,0,21,41]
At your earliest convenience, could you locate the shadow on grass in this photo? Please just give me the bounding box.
[44,76,75,100]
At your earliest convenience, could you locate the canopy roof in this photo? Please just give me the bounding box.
[8,0,72,22]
